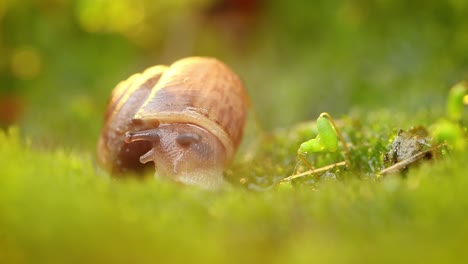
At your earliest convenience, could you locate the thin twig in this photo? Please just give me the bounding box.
[320,113,352,167]
[297,153,315,171]
[279,161,347,183]
[378,144,445,176]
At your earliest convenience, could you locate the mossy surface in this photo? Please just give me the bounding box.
[2,2,468,262]
[1,109,467,264]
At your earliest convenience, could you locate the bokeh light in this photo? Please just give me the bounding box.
[10,47,42,80]
[0,0,7,19]
[76,0,146,34]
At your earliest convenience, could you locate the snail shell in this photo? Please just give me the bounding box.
[97,57,248,189]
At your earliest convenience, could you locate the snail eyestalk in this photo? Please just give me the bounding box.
[125,129,161,143]
[139,149,155,164]
[175,133,201,147]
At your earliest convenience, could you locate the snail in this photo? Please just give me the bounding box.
[97,57,248,189]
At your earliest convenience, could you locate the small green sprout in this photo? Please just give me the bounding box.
[294,112,351,175]
[447,81,468,121]
[431,119,465,151]
[431,81,467,152]
[298,113,338,154]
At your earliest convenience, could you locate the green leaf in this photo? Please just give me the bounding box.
[298,137,325,154]
[317,115,338,152]
[447,82,467,121]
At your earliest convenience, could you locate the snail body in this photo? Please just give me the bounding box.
[97,57,248,189]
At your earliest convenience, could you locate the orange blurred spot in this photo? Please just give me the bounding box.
[0,95,23,126]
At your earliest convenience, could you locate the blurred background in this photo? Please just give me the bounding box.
[1,0,468,150]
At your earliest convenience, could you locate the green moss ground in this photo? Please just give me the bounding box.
[2,2,468,262]
[1,110,467,264]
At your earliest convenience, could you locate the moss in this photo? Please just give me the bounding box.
[1,109,468,263]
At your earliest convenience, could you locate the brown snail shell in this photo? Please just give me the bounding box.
[97,57,248,189]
